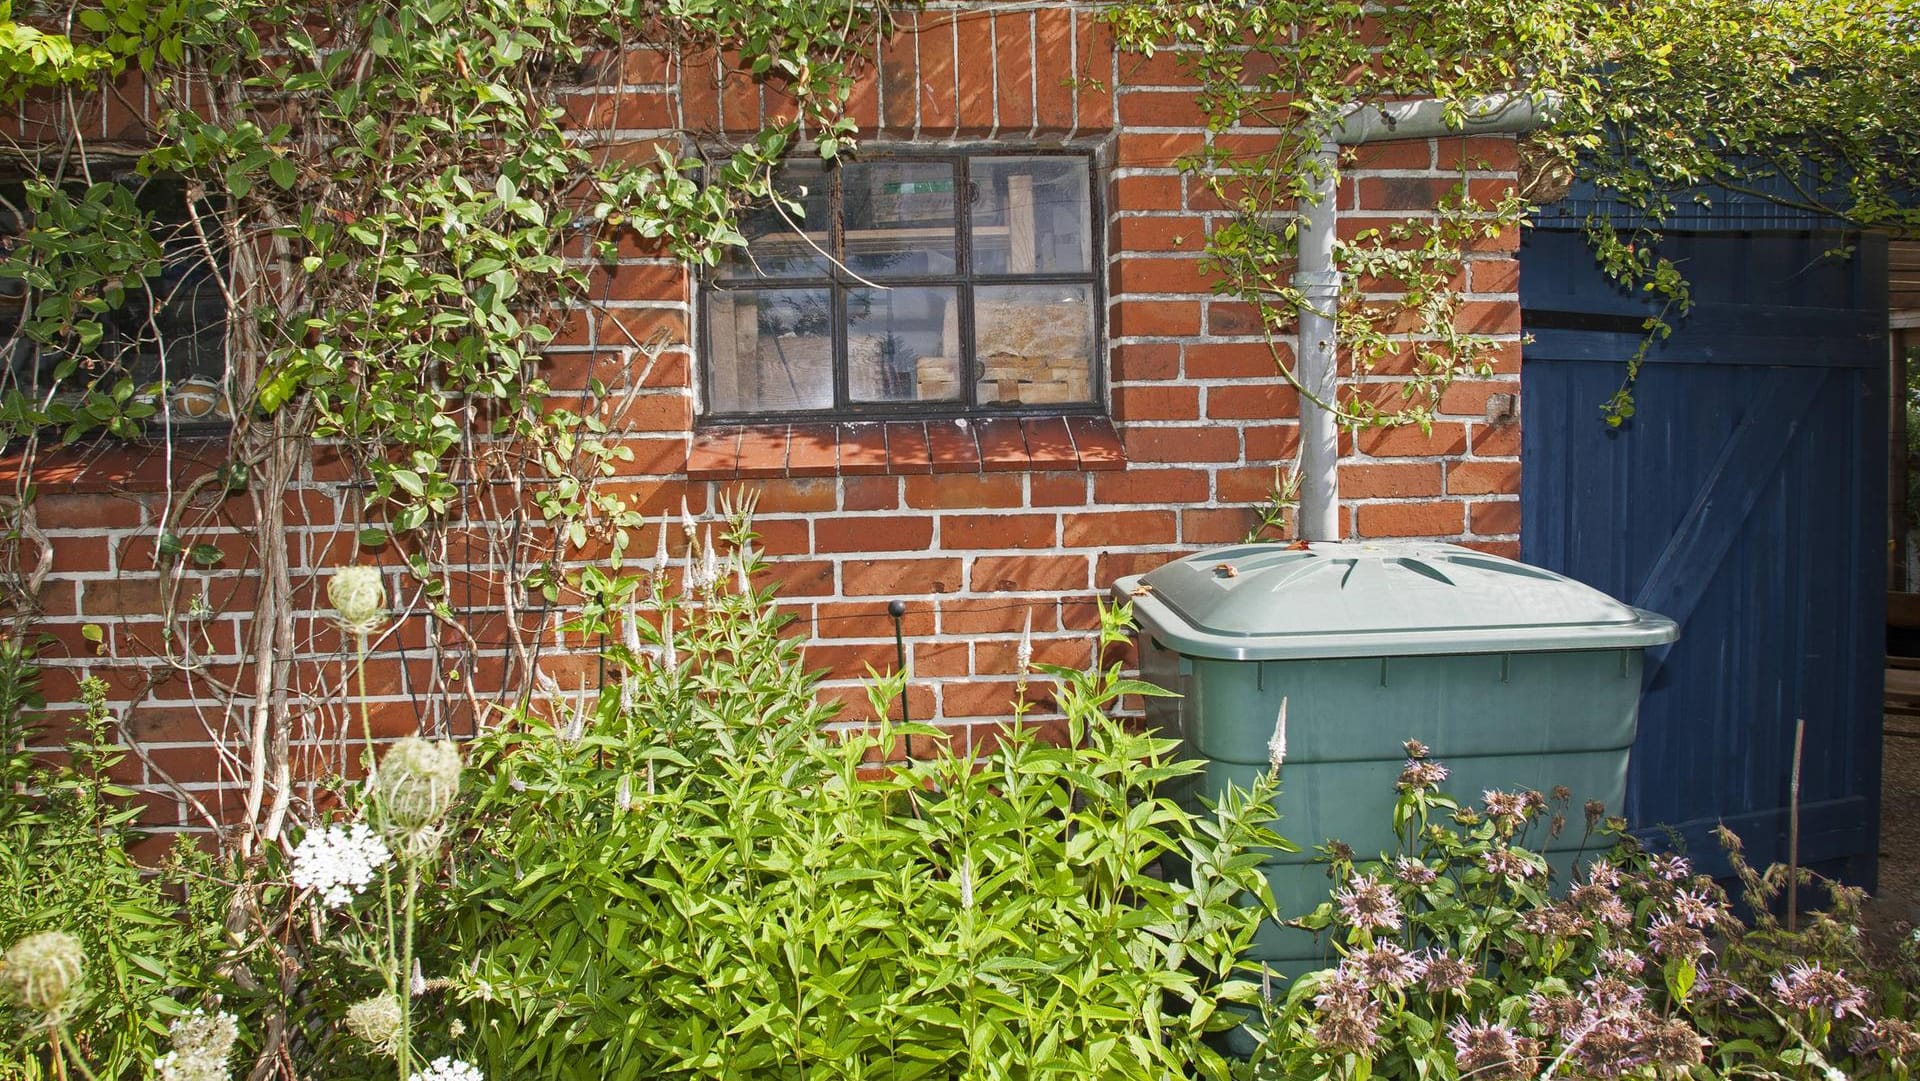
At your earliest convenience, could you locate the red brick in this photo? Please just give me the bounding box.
[1111,342,1181,381]
[36,494,149,530]
[1033,7,1075,131]
[878,15,919,132]
[1093,468,1207,505]
[839,421,889,474]
[1109,174,1183,212]
[1440,136,1521,172]
[843,557,964,596]
[1098,550,1177,584]
[1447,460,1520,496]
[804,641,906,681]
[1459,538,1521,559]
[994,10,1035,132]
[1468,259,1520,295]
[913,639,971,677]
[734,425,790,479]
[942,678,1028,719]
[1111,215,1207,254]
[1437,379,1513,416]
[1339,462,1443,499]
[905,473,1024,510]
[940,513,1056,550]
[817,600,935,639]
[1117,90,1209,128]
[1206,301,1267,337]
[718,54,761,134]
[955,11,996,133]
[1182,508,1257,545]
[1186,342,1284,380]
[1029,472,1088,507]
[1206,383,1298,420]
[758,558,835,597]
[679,48,722,130]
[927,420,983,473]
[1456,300,1521,335]
[977,417,1031,471]
[1116,129,1206,168]
[1355,501,1465,538]
[786,425,839,477]
[1066,417,1126,470]
[1348,140,1433,170]
[750,478,838,514]
[941,597,1057,636]
[815,516,933,553]
[917,10,958,135]
[1113,385,1200,422]
[970,554,1090,593]
[1111,299,1201,339]
[885,421,932,473]
[843,476,900,511]
[1122,426,1239,464]
[1112,256,1217,296]
[1356,422,1468,458]
[1471,422,1522,457]
[1074,10,1114,132]
[1063,510,1176,548]
[1022,417,1077,468]
[1217,465,1300,504]
[846,52,881,133]
[1470,500,1522,536]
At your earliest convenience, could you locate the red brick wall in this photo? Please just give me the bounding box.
[10,0,1523,830]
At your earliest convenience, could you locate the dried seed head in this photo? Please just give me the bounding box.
[1267,697,1288,774]
[328,565,387,637]
[345,993,405,1057]
[372,737,463,831]
[0,930,83,1016]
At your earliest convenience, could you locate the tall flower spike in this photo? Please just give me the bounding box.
[699,527,719,594]
[653,513,669,569]
[1267,697,1289,774]
[1015,609,1033,674]
[328,565,387,637]
[661,606,676,669]
[622,601,642,655]
[733,541,752,595]
[680,496,696,541]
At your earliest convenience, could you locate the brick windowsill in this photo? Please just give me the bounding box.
[687,416,1126,481]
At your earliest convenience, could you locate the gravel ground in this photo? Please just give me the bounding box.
[1877,725,1920,921]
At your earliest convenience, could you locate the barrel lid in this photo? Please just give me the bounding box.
[1111,542,1679,660]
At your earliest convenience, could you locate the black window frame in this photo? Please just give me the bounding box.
[697,147,1106,424]
[0,163,231,430]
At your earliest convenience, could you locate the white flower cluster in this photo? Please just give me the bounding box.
[154,1009,239,1081]
[409,1057,484,1081]
[290,823,392,906]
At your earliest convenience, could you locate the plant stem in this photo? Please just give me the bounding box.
[397,860,420,1081]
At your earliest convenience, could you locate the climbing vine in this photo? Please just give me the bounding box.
[0,0,895,850]
[1108,0,1920,427]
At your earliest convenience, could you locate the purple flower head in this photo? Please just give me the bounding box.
[1347,941,1421,991]
[1769,962,1868,1019]
[1333,874,1403,933]
[1649,853,1692,883]
[1647,915,1710,959]
[1483,789,1528,819]
[1668,887,1724,929]
[1518,903,1588,939]
[1584,859,1623,890]
[1641,1017,1705,1069]
[1403,738,1430,759]
[1481,845,1538,881]
[1526,991,1582,1037]
[1391,856,1438,886]
[1598,947,1645,977]
[1581,974,1647,1013]
[1852,1017,1920,1059]
[1421,949,1474,993]
[1311,969,1381,1053]
[1447,1017,1537,1081]
[1397,758,1450,792]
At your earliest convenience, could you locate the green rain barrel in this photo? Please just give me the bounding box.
[1111,541,1679,974]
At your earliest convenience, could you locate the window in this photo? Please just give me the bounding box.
[0,169,228,423]
[702,152,1100,420]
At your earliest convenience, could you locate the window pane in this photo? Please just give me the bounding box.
[845,285,960,404]
[720,161,830,280]
[973,283,1095,405]
[969,156,1090,275]
[706,287,834,413]
[842,161,956,278]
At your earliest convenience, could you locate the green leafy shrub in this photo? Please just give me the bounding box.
[443,517,1287,1080]
[1242,745,1920,1081]
[0,641,218,1080]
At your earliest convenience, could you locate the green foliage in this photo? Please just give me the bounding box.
[1107,0,1920,427]
[444,522,1286,1080]
[0,642,218,1080]
[1237,751,1920,1081]
[0,1,120,100]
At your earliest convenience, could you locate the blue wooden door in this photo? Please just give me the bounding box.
[1520,228,1888,881]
